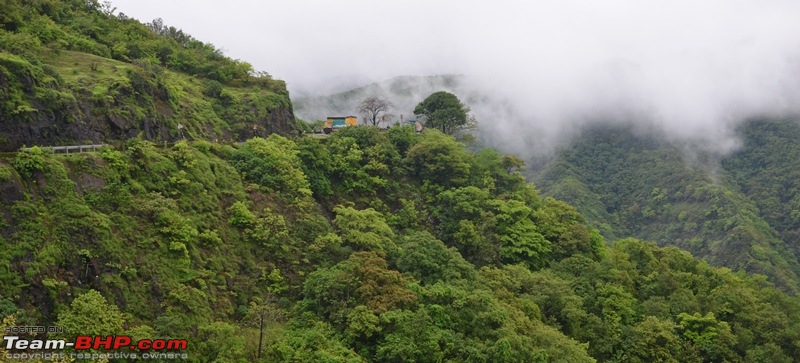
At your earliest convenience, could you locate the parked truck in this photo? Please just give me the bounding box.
[323,116,358,134]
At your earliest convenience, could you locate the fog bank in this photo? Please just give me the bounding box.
[112,0,800,155]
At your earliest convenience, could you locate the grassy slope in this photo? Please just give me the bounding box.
[2,48,294,146]
[43,49,228,139]
[0,0,296,150]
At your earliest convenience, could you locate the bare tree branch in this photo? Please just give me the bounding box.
[358,96,392,126]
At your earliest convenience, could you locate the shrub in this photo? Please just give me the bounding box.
[12,146,46,177]
[0,164,12,181]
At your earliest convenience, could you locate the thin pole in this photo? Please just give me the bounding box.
[258,314,264,359]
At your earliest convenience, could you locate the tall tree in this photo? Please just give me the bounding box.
[358,96,392,126]
[243,293,285,359]
[413,91,476,134]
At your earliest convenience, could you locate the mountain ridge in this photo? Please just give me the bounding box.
[293,74,468,122]
[535,120,800,292]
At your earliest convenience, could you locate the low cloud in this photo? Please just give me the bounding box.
[113,0,800,156]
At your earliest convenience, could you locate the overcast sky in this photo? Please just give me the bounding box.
[111,0,800,155]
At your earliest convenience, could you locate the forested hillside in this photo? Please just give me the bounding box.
[2,127,800,362]
[536,120,800,294]
[3,1,800,362]
[0,0,295,151]
[723,119,800,257]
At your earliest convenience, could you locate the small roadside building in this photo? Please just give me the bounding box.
[323,116,358,134]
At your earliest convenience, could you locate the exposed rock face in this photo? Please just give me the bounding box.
[0,99,297,151]
[1,102,117,150]
[0,56,297,151]
[235,102,298,141]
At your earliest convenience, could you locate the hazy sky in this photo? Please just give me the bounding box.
[111,0,800,154]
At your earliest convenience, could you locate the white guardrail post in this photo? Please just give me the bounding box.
[19,144,108,153]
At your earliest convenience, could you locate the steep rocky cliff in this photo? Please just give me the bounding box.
[0,1,296,151]
[0,51,296,151]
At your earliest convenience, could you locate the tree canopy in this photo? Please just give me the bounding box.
[3,125,800,362]
[413,91,476,134]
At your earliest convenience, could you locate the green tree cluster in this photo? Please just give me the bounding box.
[1,128,798,361]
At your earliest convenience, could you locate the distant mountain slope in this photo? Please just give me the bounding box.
[535,124,800,292]
[293,75,473,122]
[722,119,800,256]
[0,0,295,150]
[293,74,553,164]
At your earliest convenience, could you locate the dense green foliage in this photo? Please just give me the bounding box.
[0,0,294,150]
[722,119,800,258]
[536,122,800,293]
[2,127,800,362]
[3,2,800,361]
